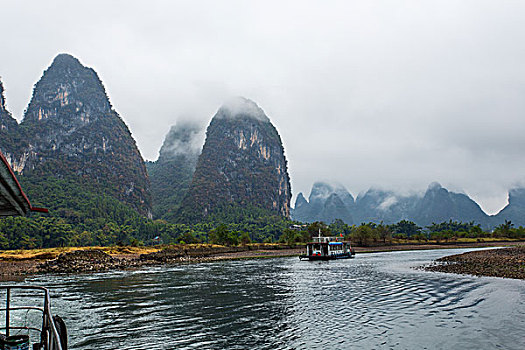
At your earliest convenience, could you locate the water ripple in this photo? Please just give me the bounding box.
[16,248,525,349]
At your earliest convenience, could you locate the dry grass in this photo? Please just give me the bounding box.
[0,246,160,261]
[391,237,523,245]
[0,243,285,261]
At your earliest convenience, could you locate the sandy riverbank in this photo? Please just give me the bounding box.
[1,241,524,280]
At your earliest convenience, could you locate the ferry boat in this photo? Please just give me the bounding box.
[299,233,355,261]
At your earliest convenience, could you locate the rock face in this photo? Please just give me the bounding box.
[412,182,488,227]
[178,97,291,223]
[291,193,311,222]
[0,80,25,158]
[0,80,18,132]
[354,188,419,224]
[319,193,353,224]
[0,54,151,216]
[494,188,525,227]
[309,182,340,215]
[292,182,355,224]
[146,121,203,219]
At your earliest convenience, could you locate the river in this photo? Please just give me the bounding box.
[8,248,525,349]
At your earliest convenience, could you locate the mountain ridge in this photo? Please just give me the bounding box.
[292,181,522,229]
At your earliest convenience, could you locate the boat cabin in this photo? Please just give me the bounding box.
[300,235,355,261]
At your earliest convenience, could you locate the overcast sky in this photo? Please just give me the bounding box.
[1,0,525,214]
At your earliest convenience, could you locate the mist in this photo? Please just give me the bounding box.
[217,97,269,121]
[157,120,205,161]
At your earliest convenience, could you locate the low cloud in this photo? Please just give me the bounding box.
[378,196,398,211]
[158,120,205,160]
[217,97,269,122]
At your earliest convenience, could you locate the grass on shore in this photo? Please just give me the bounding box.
[391,237,523,244]
[1,239,523,261]
[0,243,287,261]
[0,246,160,261]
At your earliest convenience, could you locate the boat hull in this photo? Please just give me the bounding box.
[299,252,354,261]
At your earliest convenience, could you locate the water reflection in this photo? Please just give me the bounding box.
[21,249,525,349]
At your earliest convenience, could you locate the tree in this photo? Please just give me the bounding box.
[390,220,422,237]
[351,225,378,246]
[0,232,8,249]
[209,224,229,245]
[178,231,200,244]
[306,222,331,238]
[412,233,427,242]
[208,224,239,246]
[329,219,352,237]
[493,220,513,238]
[278,228,301,246]
[239,232,252,245]
[376,222,392,244]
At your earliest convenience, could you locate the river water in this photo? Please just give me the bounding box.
[8,248,525,349]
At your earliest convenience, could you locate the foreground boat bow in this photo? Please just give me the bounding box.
[0,285,66,350]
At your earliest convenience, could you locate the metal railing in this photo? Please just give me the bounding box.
[0,285,63,350]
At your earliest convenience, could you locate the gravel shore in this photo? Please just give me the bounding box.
[424,246,525,280]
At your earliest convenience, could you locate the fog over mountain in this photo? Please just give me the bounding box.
[2,1,525,214]
[146,121,203,219]
[293,181,525,229]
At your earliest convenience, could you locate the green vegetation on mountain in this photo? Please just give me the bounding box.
[146,122,202,220]
[1,66,295,249]
[0,210,294,250]
[0,54,157,249]
[178,97,291,224]
[0,54,151,219]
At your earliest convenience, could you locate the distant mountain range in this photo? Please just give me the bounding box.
[292,181,525,229]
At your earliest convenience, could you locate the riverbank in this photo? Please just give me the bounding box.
[1,240,524,279]
[0,244,303,278]
[424,245,525,279]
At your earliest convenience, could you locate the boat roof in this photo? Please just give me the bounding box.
[306,241,350,245]
[0,150,46,216]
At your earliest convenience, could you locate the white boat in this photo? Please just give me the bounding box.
[299,231,355,261]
